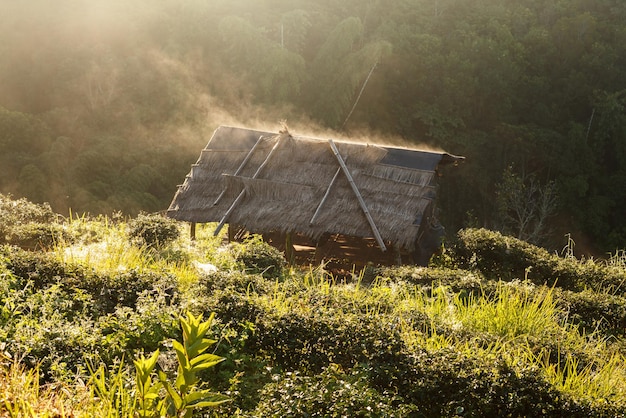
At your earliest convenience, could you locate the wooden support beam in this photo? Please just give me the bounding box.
[228,224,235,243]
[285,232,294,265]
[310,165,342,226]
[328,140,387,252]
[213,135,284,236]
[213,135,265,206]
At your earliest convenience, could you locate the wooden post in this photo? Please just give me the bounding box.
[314,232,331,264]
[285,232,294,265]
[328,140,387,252]
[228,224,235,242]
[214,135,284,236]
[190,222,196,241]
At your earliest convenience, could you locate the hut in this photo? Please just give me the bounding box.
[167,126,463,268]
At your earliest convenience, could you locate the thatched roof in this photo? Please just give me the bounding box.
[167,126,463,251]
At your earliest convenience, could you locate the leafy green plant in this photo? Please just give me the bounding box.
[87,359,136,418]
[127,213,180,249]
[252,364,415,417]
[450,228,626,294]
[134,350,162,418]
[131,312,230,417]
[233,235,286,279]
[86,312,229,418]
[158,311,229,416]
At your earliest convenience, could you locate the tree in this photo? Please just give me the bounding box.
[496,166,558,246]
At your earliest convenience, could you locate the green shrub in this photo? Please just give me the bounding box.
[250,311,406,373]
[376,265,487,294]
[87,268,179,314]
[367,348,598,417]
[1,245,90,289]
[193,270,274,296]
[234,235,286,279]
[557,289,626,337]
[1,246,179,314]
[6,283,102,381]
[450,228,626,294]
[127,213,180,249]
[252,365,415,417]
[0,194,62,249]
[6,222,72,250]
[0,194,56,226]
[97,290,180,359]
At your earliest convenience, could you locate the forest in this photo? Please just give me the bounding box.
[1,0,625,255]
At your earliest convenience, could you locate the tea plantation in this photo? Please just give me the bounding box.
[1,195,626,416]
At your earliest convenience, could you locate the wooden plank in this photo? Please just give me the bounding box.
[213,135,284,236]
[328,139,387,252]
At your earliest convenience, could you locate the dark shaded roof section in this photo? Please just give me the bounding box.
[167,126,464,251]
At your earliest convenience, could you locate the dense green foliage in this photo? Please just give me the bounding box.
[3,197,626,416]
[1,1,625,253]
[231,235,287,279]
[127,212,181,249]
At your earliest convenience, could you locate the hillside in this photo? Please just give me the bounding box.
[1,195,626,416]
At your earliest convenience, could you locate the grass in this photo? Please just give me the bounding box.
[3,212,626,415]
[0,355,116,418]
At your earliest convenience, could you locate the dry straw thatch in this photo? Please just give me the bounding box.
[167,126,462,251]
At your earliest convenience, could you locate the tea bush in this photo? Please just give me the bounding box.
[194,270,275,296]
[97,290,180,358]
[367,347,602,417]
[1,245,90,289]
[233,235,286,279]
[0,194,56,229]
[250,311,406,373]
[376,265,487,295]
[5,283,103,381]
[556,289,626,337]
[251,365,415,417]
[127,212,180,249]
[3,203,626,416]
[5,223,72,250]
[0,194,68,250]
[87,268,180,314]
[450,228,626,294]
[1,246,179,314]
[0,244,184,380]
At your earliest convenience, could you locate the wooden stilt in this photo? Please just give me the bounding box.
[190,222,196,241]
[314,232,331,264]
[285,232,294,265]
